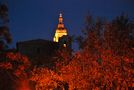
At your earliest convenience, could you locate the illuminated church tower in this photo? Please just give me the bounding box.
[53,13,68,43]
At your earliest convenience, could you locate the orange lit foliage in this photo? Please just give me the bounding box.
[59,15,133,89]
[0,52,31,90]
[30,15,134,90]
[30,67,64,90]
[30,48,71,90]
[31,48,133,89]
[0,52,30,77]
[60,49,134,89]
[59,15,134,89]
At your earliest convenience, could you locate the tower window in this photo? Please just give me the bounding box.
[63,44,66,47]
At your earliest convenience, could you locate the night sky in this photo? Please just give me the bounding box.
[6,0,134,49]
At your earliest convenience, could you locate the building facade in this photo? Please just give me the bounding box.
[17,13,71,67]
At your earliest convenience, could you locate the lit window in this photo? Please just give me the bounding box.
[63,44,66,47]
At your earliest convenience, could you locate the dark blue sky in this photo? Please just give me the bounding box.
[6,0,134,48]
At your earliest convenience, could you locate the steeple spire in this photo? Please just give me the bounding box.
[60,13,62,17]
[53,13,68,42]
[58,13,64,29]
[59,13,63,23]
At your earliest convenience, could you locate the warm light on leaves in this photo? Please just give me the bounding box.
[30,67,64,90]
[0,52,31,90]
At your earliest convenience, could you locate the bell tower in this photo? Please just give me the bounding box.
[53,13,67,42]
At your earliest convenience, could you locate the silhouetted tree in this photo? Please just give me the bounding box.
[0,3,12,51]
[77,14,134,56]
[104,14,134,56]
[0,2,32,90]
